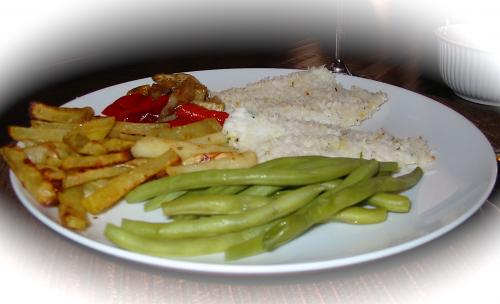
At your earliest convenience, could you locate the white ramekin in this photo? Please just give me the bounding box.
[435,24,500,106]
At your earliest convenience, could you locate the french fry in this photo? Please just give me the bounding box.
[0,147,57,205]
[58,185,89,230]
[61,151,131,170]
[77,116,116,141]
[74,141,107,156]
[166,151,257,176]
[63,165,131,189]
[81,149,180,214]
[63,132,107,156]
[9,126,69,142]
[116,133,145,141]
[82,179,109,198]
[23,142,73,167]
[36,164,66,182]
[187,132,228,145]
[31,116,115,141]
[101,138,135,152]
[156,118,222,140]
[30,102,94,123]
[131,136,236,159]
[108,121,168,138]
[30,120,78,130]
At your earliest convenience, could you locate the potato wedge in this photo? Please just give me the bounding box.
[61,151,131,170]
[187,132,228,145]
[30,102,94,123]
[82,179,109,198]
[58,185,89,230]
[157,118,222,140]
[0,147,57,205]
[63,131,108,156]
[31,116,115,141]
[30,120,79,130]
[23,142,73,167]
[108,121,168,138]
[36,164,66,182]
[77,116,116,141]
[9,126,69,142]
[63,165,131,189]
[101,138,135,152]
[81,149,180,214]
[167,151,257,176]
[131,136,236,160]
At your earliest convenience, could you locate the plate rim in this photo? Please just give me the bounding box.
[9,67,498,275]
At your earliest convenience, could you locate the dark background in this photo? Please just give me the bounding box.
[0,0,456,145]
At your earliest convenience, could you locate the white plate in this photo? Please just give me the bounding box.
[10,68,498,275]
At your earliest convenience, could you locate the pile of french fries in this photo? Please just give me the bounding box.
[1,102,256,231]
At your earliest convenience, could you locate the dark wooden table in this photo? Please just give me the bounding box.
[0,40,499,303]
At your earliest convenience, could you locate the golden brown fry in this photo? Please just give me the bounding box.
[58,185,89,230]
[35,164,66,182]
[61,151,131,170]
[9,126,69,142]
[157,118,222,140]
[79,142,108,155]
[30,120,78,130]
[101,138,135,152]
[80,116,116,140]
[81,149,180,214]
[187,132,228,145]
[167,151,257,176]
[63,131,108,156]
[63,165,131,189]
[0,147,57,205]
[131,136,236,159]
[23,142,73,167]
[82,179,109,198]
[108,121,168,138]
[30,102,94,123]
[31,116,115,141]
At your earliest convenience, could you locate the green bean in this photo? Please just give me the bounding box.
[226,161,380,259]
[144,191,187,212]
[332,206,388,224]
[256,156,357,170]
[180,156,332,200]
[125,159,363,203]
[378,161,399,174]
[225,233,267,261]
[123,183,327,239]
[377,167,423,192]
[237,185,284,196]
[188,185,247,196]
[105,222,274,257]
[262,166,422,251]
[225,160,379,260]
[338,159,380,191]
[365,192,411,213]
[162,194,273,216]
[170,215,200,221]
[225,205,387,261]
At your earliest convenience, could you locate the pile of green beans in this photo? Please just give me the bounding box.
[105,156,422,260]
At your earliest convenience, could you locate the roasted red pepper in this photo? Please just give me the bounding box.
[102,93,169,123]
[174,103,229,126]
